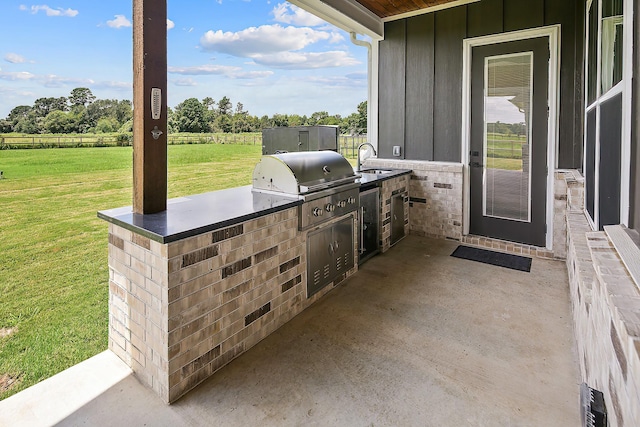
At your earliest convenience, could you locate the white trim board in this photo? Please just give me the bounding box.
[461,25,561,250]
[382,0,480,22]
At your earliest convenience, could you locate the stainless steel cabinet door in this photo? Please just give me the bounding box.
[307,226,332,297]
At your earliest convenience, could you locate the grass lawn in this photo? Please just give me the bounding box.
[0,144,262,399]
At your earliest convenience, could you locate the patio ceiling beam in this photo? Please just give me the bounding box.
[132,0,168,214]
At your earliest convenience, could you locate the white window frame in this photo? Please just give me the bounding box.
[583,0,633,229]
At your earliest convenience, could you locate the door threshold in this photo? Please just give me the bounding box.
[461,235,555,260]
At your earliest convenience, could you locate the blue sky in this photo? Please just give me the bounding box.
[0,1,368,119]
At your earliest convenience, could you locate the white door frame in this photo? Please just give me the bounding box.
[461,25,560,250]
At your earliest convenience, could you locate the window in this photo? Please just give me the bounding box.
[586,0,599,105]
[583,0,630,230]
[600,0,623,94]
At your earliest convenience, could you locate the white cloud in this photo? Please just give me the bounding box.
[252,51,359,69]
[0,86,35,97]
[4,53,30,64]
[41,74,95,88]
[272,3,325,27]
[233,71,274,79]
[345,72,367,80]
[303,75,367,88]
[23,5,78,17]
[329,32,344,43]
[169,64,242,76]
[107,15,131,29]
[0,71,36,81]
[0,70,129,91]
[169,64,273,80]
[200,24,332,57]
[173,78,197,87]
[92,81,131,90]
[167,19,175,30]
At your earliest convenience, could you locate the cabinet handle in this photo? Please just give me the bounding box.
[359,207,365,254]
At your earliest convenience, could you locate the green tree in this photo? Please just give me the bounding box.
[217,96,232,116]
[0,119,12,133]
[43,110,73,133]
[308,111,329,125]
[69,87,96,107]
[201,97,217,131]
[119,118,133,133]
[115,100,133,124]
[68,105,91,133]
[86,99,131,130]
[356,101,367,134]
[14,111,41,134]
[95,117,120,133]
[270,114,289,127]
[33,97,68,117]
[215,114,232,133]
[172,98,208,133]
[7,105,32,124]
[287,114,306,127]
[4,105,32,132]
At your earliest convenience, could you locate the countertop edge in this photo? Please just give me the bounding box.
[97,187,302,244]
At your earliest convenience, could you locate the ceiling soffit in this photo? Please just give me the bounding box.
[355,0,468,20]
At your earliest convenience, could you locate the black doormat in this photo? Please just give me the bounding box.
[451,245,532,272]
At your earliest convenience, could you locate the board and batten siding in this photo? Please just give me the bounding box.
[378,0,584,168]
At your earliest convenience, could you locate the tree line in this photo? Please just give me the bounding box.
[0,88,367,136]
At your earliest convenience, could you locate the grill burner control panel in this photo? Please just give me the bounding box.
[300,187,359,230]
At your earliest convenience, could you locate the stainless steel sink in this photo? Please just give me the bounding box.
[360,169,393,175]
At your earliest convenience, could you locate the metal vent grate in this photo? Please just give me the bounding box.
[580,383,607,427]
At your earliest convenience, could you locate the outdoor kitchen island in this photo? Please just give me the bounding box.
[98,163,411,404]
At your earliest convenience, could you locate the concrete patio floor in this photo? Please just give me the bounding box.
[0,236,580,426]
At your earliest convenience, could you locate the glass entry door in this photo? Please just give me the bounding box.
[469,37,550,247]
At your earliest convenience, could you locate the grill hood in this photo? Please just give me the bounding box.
[252,151,357,196]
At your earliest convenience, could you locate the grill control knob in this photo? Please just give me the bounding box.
[337,200,347,208]
[313,207,324,217]
[325,203,336,212]
[347,196,356,204]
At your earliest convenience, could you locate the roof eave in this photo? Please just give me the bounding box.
[289,0,384,39]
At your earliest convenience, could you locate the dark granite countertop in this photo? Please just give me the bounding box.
[98,168,411,244]
[98,185,302,244]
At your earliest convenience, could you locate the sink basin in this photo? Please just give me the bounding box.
[360,169,393,175]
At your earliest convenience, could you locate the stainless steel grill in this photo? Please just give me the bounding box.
[252,151,359,230]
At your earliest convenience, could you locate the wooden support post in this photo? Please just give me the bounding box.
[132,0,167,214]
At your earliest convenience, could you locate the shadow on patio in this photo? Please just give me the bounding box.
[0,236,579,426]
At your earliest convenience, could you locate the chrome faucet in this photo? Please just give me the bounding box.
[357,142,377,172]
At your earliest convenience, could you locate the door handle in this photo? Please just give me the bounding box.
[469,161,483,168]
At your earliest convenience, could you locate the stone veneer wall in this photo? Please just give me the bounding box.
[364,159,463,241]
[364,160,571,258]
[108,207,356,403]
[564,172,640,426]
[378,174,410,252]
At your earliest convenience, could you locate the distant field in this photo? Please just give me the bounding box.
[0,132,263,149]
[0,144,262,399]
[0,132,365,158]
